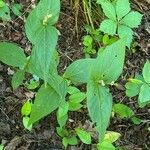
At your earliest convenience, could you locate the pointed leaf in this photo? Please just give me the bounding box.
[25,0,60,43]
[125,81,142,97]
[100,19,117,35]
[113,103,134,119]
[120,11,143,28]
[87,82,112,140]
[116,0,131,20]
[0,42,26,68]
[139,83,150,104]
[29,84,61,125]
[104,131,121,143]
[64,58,95,84]
[100,1,116,20]
[118,25,133,48]
[69,92,86,103]
[142,60,150,83]
[76,128,91,144]
[90,38,125,84]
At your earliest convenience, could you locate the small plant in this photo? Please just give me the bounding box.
[126,60,150,107]
[98,0,143,48]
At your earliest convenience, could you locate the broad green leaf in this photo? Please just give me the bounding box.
[0,3,11,21]
[120,11,143,28]
[118,25,133,48]
[29,84,61,125]
[69,92,86,103]
[23,117,32,131]
[87,82,112,140]
[67,86,80,95]
[25,0,60,43]
[104,131,121,143]
[102,34,110,45]
[29,26,58,82]
[116,0,131,20]
[64,58,95,84]
[21,101,32,116]
[97,141,116,150]
[12,69,25,90]
[90,38,125,83]
[0,42,26,68]
[125,81,142,97]
[139,83,150,104]
[113,103,134,119]
[100,19,117,35]
[76,128,91,144]
[142,60,150,83]
[100,1,116,20]
[68,102,83,111]
[11,3,22,16]
[28,59,68,99]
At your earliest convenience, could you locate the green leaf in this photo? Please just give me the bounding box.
[21,101,32,116]
[29,84,61,125]
[0,3,11,21]
[76,128,91,144]
[0,42,26,68]
[116,0,131,20]
[131,116,141,125]
[62,136,78,148]
[139,83,150,104]
[87,82,112,141]
[118,25,133,48]
[25,0,60,43]
[97,141,116,150]
[83,35,93,47]
[100,1,116,20]
[90,38,125,83]
[29,26,58,83]
[102,34,110,45]
[57,102,69,127]
[142,60,150,83]
[104,131,121,143]
[64,58,95,84]
[11,3,22,16]
[56,127,69,137]
[23,117,32,131]
[67,86,80,95]
[113,103,134,119]
[12,69,25,90]
[68,102,83,111]
[120,11,143,28]
[69,92,86,103]
[100,19,117,36]
[125,81,142,97]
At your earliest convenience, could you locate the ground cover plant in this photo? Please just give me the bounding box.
[0,0,149,149]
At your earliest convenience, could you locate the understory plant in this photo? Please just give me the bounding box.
[126,60,150,107]
[0,0,144,149]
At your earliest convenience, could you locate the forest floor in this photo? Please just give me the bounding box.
[0,0,150,150]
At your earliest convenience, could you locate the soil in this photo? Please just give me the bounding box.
[0,0,150,150]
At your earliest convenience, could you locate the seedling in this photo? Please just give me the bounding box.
[125,60,150,107]
[98,0,143,48]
